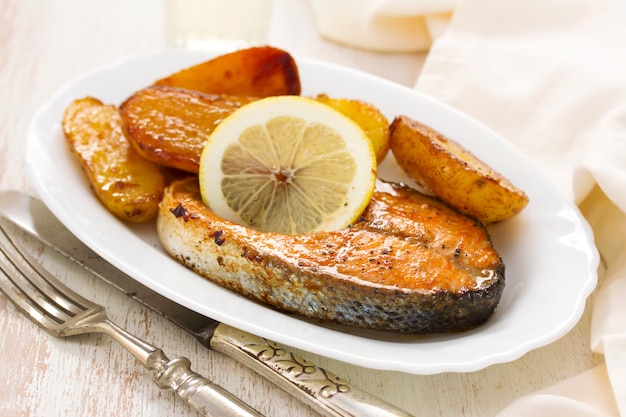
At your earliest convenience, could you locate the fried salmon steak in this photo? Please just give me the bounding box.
[157,177,505,334]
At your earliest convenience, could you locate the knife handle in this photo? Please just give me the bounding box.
[210,324,414,417]
[151,349,264,417]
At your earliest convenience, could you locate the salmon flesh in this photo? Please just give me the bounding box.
[157,177,505,334]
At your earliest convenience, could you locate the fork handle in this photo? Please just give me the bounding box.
[150,349,264,417]
[100,320,263,417]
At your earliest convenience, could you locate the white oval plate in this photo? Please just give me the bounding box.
[24,50,598,374]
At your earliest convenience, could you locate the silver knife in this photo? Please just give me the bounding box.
[0,190,414,417]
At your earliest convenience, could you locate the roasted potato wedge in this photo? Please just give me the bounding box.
[62,97,165,222]
[121,86,391,174]
[389,115,529,224]
[314,94,390,164]
[153,46,301,97]
[120,86,245,173]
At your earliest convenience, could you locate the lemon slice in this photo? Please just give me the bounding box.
[199,95,377,235]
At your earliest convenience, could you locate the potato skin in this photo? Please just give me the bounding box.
[153,46,301,97]
[389,115,529,224]
[62,97,165,222]
[120,86,244,173]
[121,87,391,173]
[314,94,390,164]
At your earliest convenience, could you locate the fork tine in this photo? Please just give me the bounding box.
[0,262,69,334]
[0,220,268,417]
[0,222,93,332]
[0,267,66,333]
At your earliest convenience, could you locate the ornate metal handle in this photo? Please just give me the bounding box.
[210,324,414,417]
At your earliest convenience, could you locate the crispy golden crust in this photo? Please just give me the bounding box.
[157,177,505,334]
[120,86,243,173]
[314,94,390,164]
[62,97,165,222]
[153,46,301,97]
[389,115,529,224]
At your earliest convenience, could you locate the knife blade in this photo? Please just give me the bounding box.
[0,190,414,417]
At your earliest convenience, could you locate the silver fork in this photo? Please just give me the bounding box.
[0,219,264,417]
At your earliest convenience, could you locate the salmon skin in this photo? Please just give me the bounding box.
[157,177,505,334]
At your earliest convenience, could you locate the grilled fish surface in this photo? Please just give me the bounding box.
[157,177,505,334]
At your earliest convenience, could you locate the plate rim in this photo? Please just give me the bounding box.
[23,49,599,374]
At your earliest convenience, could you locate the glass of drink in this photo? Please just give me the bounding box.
[164,0,274,50]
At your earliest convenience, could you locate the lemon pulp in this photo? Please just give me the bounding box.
[199,96,376,235]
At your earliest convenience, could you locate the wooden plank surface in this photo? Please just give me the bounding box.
[0,0,601,416]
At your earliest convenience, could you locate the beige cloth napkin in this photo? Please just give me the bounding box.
[312,0,626,415]
[416,1,626,415]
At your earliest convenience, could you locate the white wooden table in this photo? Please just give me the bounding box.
[0,1,601,416]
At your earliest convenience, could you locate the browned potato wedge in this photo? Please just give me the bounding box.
[153,46,301,97]
[120,86,246,173]
[314,94,390,164]
[389,115,529,224]
[62,97,165,222]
